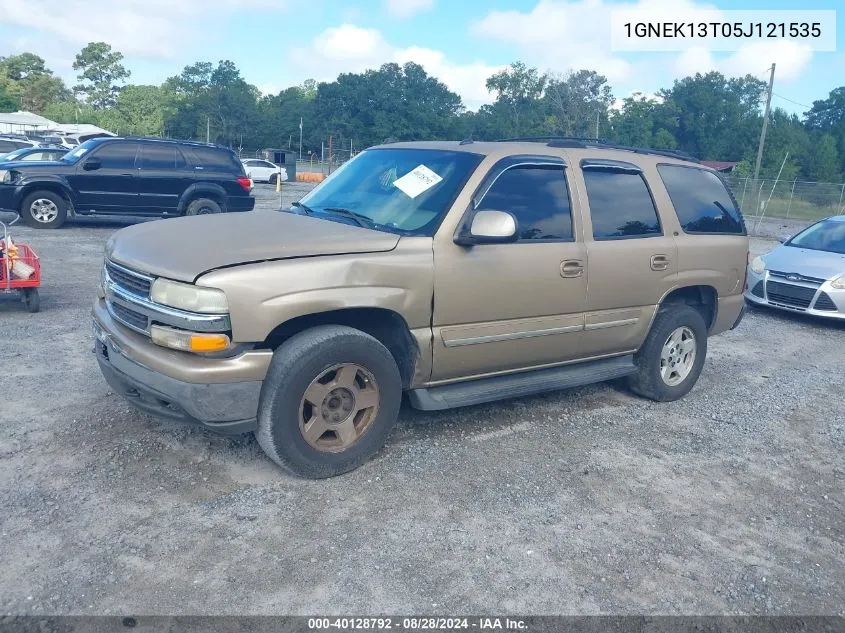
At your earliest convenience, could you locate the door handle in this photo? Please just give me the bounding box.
[650,254,670,271]
[560,260,584,278]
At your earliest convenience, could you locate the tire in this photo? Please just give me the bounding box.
[22,288,40,313]
[627,304,708,402]
[269,173,278,185]
[256,325,402,478]
[185,197,222,216]
[20,191,67,229]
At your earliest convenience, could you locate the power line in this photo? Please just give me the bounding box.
[772,93,812,109]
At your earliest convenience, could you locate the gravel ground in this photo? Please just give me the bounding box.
[0,186,843,616]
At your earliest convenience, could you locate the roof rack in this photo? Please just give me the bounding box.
[495,136,699,163]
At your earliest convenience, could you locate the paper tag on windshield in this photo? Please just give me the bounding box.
[393,164,443,199]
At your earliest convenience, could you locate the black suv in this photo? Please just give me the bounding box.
[0,137,255,229]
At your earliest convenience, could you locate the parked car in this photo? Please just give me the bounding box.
[241,158,287,184]
[0,146,69,162]
[93,138,748,478]
[0,137,255,229]
[745,215,845,319]
[0,137,39,154]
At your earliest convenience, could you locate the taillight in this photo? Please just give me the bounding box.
[237,177,251,192]
[743,250,750,290]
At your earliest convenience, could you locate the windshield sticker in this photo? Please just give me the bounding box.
[393,164,443,198]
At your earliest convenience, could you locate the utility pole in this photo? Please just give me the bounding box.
[299,117,303,161]
[753,63,776,183]
[595,111,600,138]
[206,116,210,144]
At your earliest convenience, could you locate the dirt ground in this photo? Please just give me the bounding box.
[0,186,842,615]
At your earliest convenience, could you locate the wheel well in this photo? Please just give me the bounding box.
[182,190,225,214]
[660,285,717,329]
[20,184,72,212]
[261,308,419,388]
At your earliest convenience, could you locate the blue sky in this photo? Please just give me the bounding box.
[0,0,841,114]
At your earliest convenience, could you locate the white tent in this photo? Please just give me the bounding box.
[50,123,116,139]
[0,111,56,134]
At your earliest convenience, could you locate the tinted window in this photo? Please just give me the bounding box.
[93,143,139,169]
[0,140,20,152]
[658,164,745,234]
[190,147,242,173]
[583,169,661,239]
[477,165,572,241]
[141,144,186,170]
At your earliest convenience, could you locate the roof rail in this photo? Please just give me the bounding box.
[495,135,699,163]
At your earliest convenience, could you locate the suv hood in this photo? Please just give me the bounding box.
[107,210,401,282]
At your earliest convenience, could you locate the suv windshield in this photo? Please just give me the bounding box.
[786,218,845,255]
[295,148,483,235]
[61,140,97,163]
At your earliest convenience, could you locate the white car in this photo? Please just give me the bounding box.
[242,159,288,184]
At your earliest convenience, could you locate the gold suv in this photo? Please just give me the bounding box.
[93,138,749,478]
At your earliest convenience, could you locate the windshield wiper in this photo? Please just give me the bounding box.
[290,201,315,215]
[321,207,375,228]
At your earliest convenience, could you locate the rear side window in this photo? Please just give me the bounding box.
[0,140,20,152]
[477,164,573,241]
[190,147,243,173]
[582,169,661,240]
[658,164,745,234]
[141,144,187,170]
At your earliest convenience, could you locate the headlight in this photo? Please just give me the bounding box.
[150,278,228,313]
[831,274,845,290]
[750,256,766,275]
[0,169,10,184]
[151,325,230,352]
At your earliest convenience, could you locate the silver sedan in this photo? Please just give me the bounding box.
[745,215,845,320]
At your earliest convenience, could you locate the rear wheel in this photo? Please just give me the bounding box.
[22,288,40,313]
[269,173,279,185]
[21,191,67,229]
[185,197,222,215]
[256,325,402,478]
[627,305,707,401]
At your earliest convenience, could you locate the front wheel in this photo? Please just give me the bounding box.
[627,305,707,402]
[22,288,40,313]
[256,325,402,478]
[21,191,67,229]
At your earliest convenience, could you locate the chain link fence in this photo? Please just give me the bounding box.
[723,175,845,223]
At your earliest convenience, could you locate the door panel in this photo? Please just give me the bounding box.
[137,143,190,214]
[69,142,140,213]
[431,159,587,383]
[575,160,678,357]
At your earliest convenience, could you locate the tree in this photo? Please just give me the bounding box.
[544,70,614,137]
[805,87,845,176]
[0,82,19,112]
[805,133,840,182]
[73,42,131,109]
[0,53,69,113]
[485,62,547,137]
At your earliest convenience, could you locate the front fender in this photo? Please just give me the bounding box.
[16,176,76,210]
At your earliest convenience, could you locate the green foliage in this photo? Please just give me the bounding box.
[73,42,131,109]
[7,42,845,185]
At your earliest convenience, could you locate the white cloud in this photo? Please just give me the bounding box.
[291,25,503,110]
[0,0,286,59]
[672,41,812,82]
[472,0,813,92]
[384,0,435,19]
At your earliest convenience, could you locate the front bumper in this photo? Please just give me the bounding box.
[93,298,272,434]
[744,270,845,320]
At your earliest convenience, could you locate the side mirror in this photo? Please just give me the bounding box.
[455,210,518,246]
[83,158,102,171]
[778,234,791,244]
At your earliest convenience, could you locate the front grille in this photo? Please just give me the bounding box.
[769,270,826,285]
[814,292,838,311]
[110,302,149,332]
[766,281,816,309]
[750,281,764,298]
[106,261,152,297]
